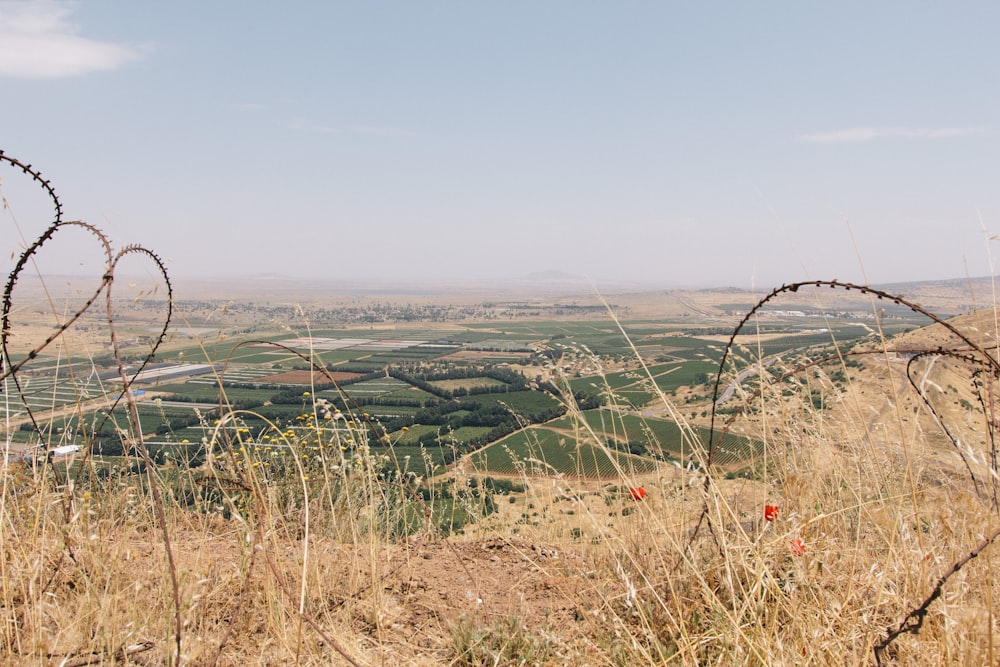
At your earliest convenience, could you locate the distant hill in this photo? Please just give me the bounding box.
[520,270,588,283]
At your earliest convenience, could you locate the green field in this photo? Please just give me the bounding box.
[461,390,561,419]
[9,314,868,485]
[319,378,438,405]
[546,410,760,461]
[371,444,453,478]
[468,427,659,478]
[386,424,492,446]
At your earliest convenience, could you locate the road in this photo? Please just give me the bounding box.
[714,353,786,405]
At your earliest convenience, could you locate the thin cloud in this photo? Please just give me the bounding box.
[797,126,991,143]
[285,118,415,137]
[285,118,340,134]
[0,1,141,78]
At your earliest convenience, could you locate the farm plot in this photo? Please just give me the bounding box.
[570,373,656,410]
[570,360,718,408]
[460,390,560,420]
[169,334,387,367]
[319,377,438,406]
[469,427,659,479]
[253,369,363,385]
[157,381,277,405]
[467,321,682,357]
[464,321,572,337]
[650,360,717,390]
[427,377,508,392]
[363,347,451,364]
[216,350,301,364]
[387,425,493,447]
[436,350,530,364]
[637,335,724,361]
[750,327,873,357]
[362,404,423,419]
[166,404,325,444]
[6,373,108,412]
[324,377,409,398]
[216,366,285,383]
[170,337,296,364]
[378,444,451,478]
[545,411,759,462]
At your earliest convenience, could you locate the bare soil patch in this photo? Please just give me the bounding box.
[354,536,597,660]
[427,377,506,391]
[148,531,602,665]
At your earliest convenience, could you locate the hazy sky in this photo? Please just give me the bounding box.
[1,1,999,289]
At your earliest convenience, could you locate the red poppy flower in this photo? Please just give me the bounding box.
[629,486,646,501]
[764,505,780,522]
[789,538,806,556]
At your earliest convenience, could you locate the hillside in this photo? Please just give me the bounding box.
[6,293,1000,664]
[829,308,1000,490]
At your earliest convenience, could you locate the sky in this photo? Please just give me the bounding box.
[1,1,999,290]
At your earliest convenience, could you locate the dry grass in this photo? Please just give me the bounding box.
[3,287,999,664]
[5,304,1000,666]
